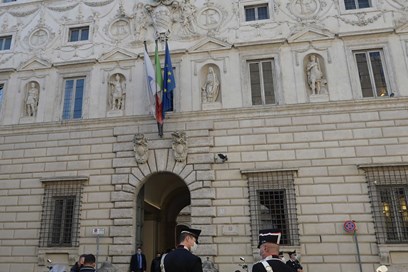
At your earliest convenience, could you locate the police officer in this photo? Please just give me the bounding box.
[286,251,303,272]
[163,227,203,272]
[252,229,295,272]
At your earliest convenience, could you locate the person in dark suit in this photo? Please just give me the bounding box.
[252,229,295,272]
[286,250,303,272]
[163,226,203,272]
[129,246,147,272]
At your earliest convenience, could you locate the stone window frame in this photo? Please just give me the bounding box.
[65,23,93,45]
[239,0,274,25]
[55,67,92,121]
[0,35,12,51]
[243,169,300,247]
[339,0,378,14]
[344,40,397,100]
[241,51,282,107]
[62,77,86,120]
[353,49,392,98]
[39,177,87,248]
[68,26,90,42]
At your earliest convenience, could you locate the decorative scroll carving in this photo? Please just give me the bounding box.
[134,134,149,164]
[172,131,188,162]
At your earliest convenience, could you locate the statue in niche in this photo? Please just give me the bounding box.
[202,257,218,272]
[306,54,326,95]
[25,82,39,117]
[133,133,149,164]
[109,74,126,111]
[172,131,188,162]
[201,67,220,103]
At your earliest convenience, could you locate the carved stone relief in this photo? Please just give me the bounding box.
[304,54,328,96]
[108,73,126,111]
[109,19,131,39]
[201,65,220,104]
[24,81,40,117]
[288,0,321,19]
[133,133,149,164]
[172,131,188,162]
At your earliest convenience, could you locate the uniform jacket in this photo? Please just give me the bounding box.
[252,256,295,272]
[79,265,96,272]
[286,259,302,271]
[130,253,147,272]
[164,246,203,272]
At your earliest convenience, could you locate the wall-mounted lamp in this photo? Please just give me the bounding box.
[214,153,228,163]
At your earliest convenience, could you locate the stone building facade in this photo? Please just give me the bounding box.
[1,0,408,272]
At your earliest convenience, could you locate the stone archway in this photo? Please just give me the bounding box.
[141,171,191,262]
[110,141,215,271]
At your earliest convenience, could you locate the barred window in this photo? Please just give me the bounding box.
[40,179,84,247]
[362,166,408,244]
[246,170,299,246]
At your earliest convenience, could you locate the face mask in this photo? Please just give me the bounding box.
[191,242,198,252]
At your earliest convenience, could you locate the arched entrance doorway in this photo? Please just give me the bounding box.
[136,171,191,269]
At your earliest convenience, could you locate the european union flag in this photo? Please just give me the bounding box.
[162,41,175,118]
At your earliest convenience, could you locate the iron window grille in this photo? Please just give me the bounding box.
[363,166,408,244]
[247,170,300,246]
[39,180,83,247]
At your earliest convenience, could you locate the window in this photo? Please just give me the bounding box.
[249,59,276,105]
[2,0,17,3]
[62,78,85,120]
[363,166,408,244]
[354,49,389,98]
[68,26,89,42]
[246,170,300,246]
[344,0,371,10]
[0,83,3,112]
[39,180,83,247]
[245,4,269,21]
[0,35,12,51]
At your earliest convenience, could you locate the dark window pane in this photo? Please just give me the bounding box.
[249,63,262,105]
[70,29,79,42]
[355,53,373,97]
[345,0,357,9]
[358,0,371,8]
[63,80,74,119]
[262,61,275,104]
[0,36,12,50]
[245,8,256,21]
[259,190,288,244]
[258,6,269,20]
[80,28,89,41]
[73,79,84,119]
[369,52,388,97]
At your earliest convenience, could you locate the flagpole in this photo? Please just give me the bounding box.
[144,40,163,138]
[155,39,164,138]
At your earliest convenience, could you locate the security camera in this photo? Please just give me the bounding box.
[217,153,228,162]
[239,257,245,261]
